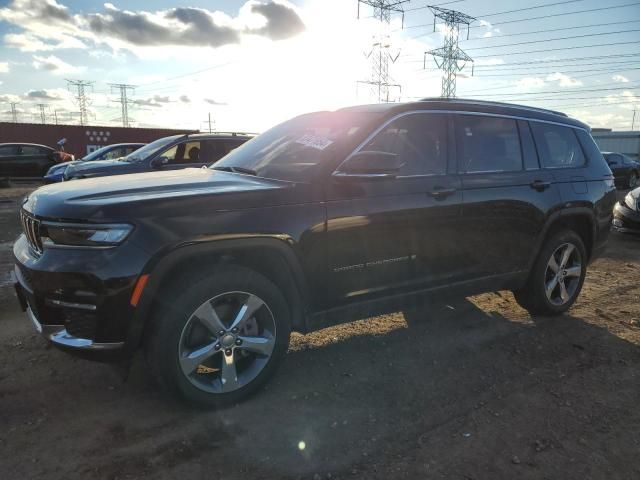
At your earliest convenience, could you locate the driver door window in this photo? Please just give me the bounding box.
[359,113,447,176]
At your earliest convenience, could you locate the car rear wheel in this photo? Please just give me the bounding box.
[145,265,291,407]
[513,230,586,316]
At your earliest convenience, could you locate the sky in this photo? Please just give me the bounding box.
[0,0,638,132]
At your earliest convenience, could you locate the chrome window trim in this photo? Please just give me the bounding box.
[333,109,588,178]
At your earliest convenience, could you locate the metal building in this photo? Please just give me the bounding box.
[591,130,640,160]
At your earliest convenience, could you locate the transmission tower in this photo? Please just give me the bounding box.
[36,103,47,124]
[109,83,136,128]
[424,6,476,98]
[66,79,94,126]
[10,102,19,123]
[357,0,409,103]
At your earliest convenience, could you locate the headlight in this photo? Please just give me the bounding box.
[624,192,639,211]
[41,223,133,248]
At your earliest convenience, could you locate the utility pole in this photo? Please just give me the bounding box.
[424,6,476,98]
[10,102,19,123]
[66,79,94,126]
[203,113,215,133]
[54,109,59,125]
[109,83,136,128]
[357,0,409,103]
[36,103,47,124]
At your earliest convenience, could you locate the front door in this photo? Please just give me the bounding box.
[325,112,463,305]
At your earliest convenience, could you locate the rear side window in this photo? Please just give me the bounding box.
[455,115,522,173]
[530,123,585,168]
[362,113,447,176]
[0,145,16,156]
[575,129,605,167]
[18,145,48,155]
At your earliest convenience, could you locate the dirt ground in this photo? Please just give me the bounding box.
[0,186,638,480]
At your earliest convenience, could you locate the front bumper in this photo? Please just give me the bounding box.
[13,233,150,360]
[613,202,640,234]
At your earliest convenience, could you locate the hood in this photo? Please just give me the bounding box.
[23,168,296,220]
[64,157,131,178]
[46,160,74,175]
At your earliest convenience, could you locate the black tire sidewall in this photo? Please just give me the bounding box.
[146,265,291,407]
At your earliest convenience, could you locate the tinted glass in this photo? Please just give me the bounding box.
[182,141,202,163]
[214,112,377,182]
[0,145,16,156]
[360,113,447,176]
[530,123,585,168]
[19,145,48,155]
[122,135,181,162]
[455,115,522,173]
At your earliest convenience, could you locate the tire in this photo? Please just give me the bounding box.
[145,265,291,407]
[513,230,587,317]
[629,171,639,189]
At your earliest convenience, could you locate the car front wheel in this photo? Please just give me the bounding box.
[146,265,291,407]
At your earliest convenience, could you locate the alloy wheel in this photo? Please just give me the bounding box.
[178,291,276,394]
[544,243,582,306]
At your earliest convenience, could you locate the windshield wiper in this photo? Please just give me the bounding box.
[213,166,258,176]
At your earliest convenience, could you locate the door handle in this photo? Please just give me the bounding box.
[530,180,551,191]
[427,187,456,200]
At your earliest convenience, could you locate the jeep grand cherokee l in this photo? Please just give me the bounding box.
[13,99,616,406]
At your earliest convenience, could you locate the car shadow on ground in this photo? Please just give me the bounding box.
[3,295,639,480]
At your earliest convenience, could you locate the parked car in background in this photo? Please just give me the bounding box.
[13,99,616,406]
[63,133,252,180]
[613,186,640,234]
[0,143,74,178]
[44,143,144,183]
[603,152,640,189]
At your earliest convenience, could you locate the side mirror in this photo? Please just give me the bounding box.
[150,156,169,168]
[334,151,401,180]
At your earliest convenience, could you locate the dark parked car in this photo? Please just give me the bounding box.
[44,143,144,183]
[0,143,69,178]
[603,152,640,189]
[63,133,251,180]
[613,186,640,234]
[13,99,616,406]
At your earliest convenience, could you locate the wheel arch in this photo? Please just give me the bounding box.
[124,237,310,353]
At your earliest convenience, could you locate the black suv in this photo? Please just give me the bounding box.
[13,99,616,406]
[63,132,251,180]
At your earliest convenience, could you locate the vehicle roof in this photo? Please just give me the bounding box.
[185,132,255,140]
[104,142,146,147]
[338,98,589,130]
[0,142,54,149]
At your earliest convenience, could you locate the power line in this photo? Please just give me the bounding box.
[465,28,640,51]
[473,40,640,59]
[475,55,640,70]
[464,84,640,98]
[468,66,640,78]
[480,0,586,18]
[404,0,465,13]
[109,83,136,127]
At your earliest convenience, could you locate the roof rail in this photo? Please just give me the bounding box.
[195,131,258,136]
[417,97,568,118]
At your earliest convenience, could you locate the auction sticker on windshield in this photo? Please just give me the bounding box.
[295,134,334,150]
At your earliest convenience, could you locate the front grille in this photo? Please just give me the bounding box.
[19,210,43,254]
[64,311,97,340]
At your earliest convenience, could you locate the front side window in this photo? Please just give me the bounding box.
[530,123,585,168]
[456,115,523,173]
[359,113,447,176]
[214,111,379,182]
[0,145,16,156]
[181,141,201,164]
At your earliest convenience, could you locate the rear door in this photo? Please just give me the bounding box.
[326,112,463,305]
[456,114,560,279]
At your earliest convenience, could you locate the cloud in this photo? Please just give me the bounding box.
[179,95,190,103]
[612,74,629,83]
[516,77,545,90]
[0,93,21,103]
[546,72,582,87]
[478,20,500,39]
[25,88,65,100]
[0,0,305,53]
[134,95,172,107]
[32,54,83,74]
[0,62,8,73]
[248,1,305,40]
[205,98,228,105]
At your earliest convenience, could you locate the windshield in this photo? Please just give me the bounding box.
[212,111,378,182]
[121,135,182,162]
[81,145,117,162]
